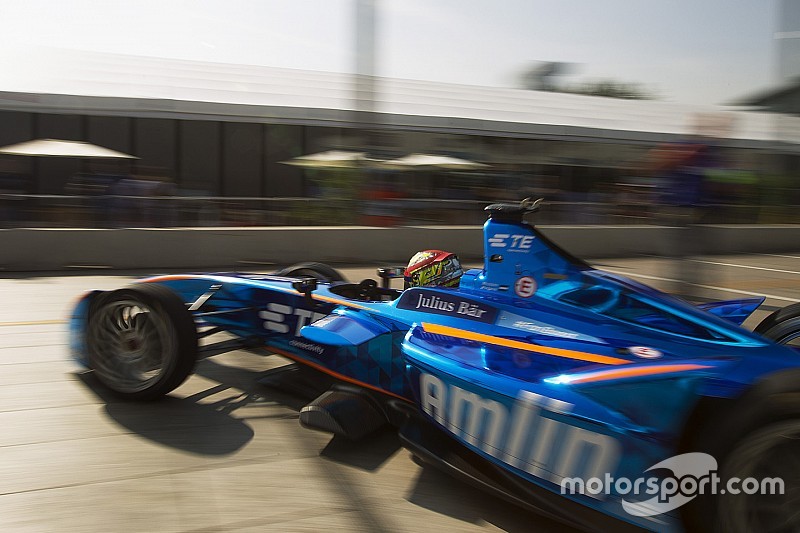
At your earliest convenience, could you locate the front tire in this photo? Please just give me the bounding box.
[86,284,198,400]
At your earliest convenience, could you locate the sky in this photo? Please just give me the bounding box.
[0,0,782,105]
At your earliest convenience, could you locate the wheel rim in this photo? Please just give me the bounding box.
[88,298,175,394]
[720,423,800,532]
[779,333,800,347]
[778,329,800,347]
[764,318,800,347]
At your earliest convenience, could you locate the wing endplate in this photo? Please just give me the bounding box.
[696,297,765,326]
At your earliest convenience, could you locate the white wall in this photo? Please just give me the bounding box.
[1,225,799,271]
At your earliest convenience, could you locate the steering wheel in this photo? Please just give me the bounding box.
[357,278,379,300]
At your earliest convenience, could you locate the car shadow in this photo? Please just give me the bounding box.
[406,465,577,532]
[77,370,255,455]
[190,358,575,530]
[320,428,402,472]
[76,355,320,456]
[78,358,579,531]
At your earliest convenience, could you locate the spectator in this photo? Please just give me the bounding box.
[649,142,715,300]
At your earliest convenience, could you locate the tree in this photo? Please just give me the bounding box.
[563,79,655,100]
[517,62,657,100]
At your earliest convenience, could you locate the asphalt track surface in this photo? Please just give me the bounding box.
[2,254,800,532]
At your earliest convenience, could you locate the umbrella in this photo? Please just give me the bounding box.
[280,150,382,169]
[0,138,137,159]
[383,153,488,170]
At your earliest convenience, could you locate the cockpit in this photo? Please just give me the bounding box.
[327,278,402,302]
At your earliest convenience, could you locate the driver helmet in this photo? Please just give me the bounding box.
[404,250,463,288]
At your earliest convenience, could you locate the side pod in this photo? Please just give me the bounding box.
[300,310,391,346]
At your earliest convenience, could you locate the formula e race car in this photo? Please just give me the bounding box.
[70,199,800,532]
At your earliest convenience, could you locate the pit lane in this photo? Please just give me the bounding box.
[1,255,797,532]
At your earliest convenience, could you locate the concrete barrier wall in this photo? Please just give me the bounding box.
[1,225,799,272]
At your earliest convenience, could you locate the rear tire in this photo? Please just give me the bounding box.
[715,420,800,533]
[755,303,800,345]
[275,262,346,283]
[682,385,800,532]
[86,284,198,400]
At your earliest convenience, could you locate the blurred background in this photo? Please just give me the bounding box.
[0,0,797,229]
[5,5,800,531]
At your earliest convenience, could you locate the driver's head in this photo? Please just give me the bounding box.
[404,250,463,288]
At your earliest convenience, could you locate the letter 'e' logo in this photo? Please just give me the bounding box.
[515,277,536,298]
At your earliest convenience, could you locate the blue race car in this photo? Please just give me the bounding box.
[70,199,800,532]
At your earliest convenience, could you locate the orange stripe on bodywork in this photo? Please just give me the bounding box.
[142,274,207,283]
[421,322,630,366]
[555,363,713,384]
[265,346,410,402]
[308,294,371,310]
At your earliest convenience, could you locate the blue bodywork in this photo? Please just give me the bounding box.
[70,205,800,531]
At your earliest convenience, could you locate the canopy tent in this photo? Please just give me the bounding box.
[0,139,137,159]
[382,153,488,170]
[280,150,383,170]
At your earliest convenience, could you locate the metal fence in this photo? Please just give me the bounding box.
[0,194,794,228]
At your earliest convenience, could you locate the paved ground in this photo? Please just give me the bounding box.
[2,254,800,532]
